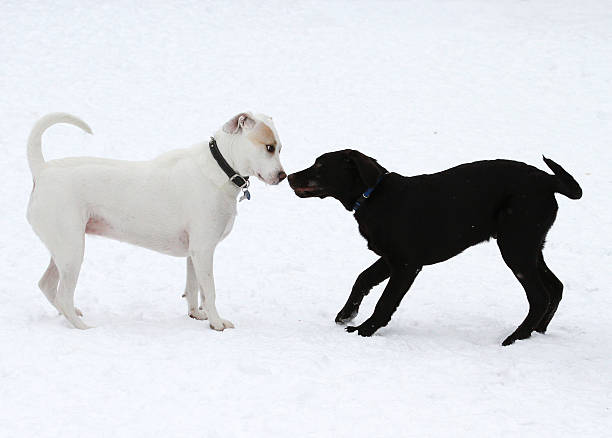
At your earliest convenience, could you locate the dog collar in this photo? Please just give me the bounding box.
[352,173,389,212]
[209,137,251,201]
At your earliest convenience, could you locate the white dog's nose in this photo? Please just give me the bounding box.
[277,171,287,182]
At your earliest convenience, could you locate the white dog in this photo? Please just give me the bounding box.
[26,112,286,330]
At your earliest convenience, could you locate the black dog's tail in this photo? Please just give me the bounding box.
[542,156,582,200]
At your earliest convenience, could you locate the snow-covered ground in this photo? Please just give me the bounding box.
[1,1,611,436]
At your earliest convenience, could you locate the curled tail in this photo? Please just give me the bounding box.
[27,112,93,179]
[542,156,582,200]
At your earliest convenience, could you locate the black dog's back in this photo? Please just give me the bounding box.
[364,159,563,265]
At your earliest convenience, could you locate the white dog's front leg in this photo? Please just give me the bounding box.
[185,257,207,320]
[190,249,234,331]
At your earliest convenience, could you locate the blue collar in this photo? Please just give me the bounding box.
[352,172,389,212]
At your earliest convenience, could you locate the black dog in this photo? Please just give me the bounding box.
[288,150,581,345]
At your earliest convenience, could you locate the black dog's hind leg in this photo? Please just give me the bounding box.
[534,252,564,334]
[497,237,550,346]
[497,195,558,345]
[346,263,421,337]
[500,266,548,346]
[336,258,390,324]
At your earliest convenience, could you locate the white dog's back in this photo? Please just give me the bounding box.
[29,147,231,257]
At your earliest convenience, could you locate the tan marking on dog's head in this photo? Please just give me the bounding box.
[247,122,276,147]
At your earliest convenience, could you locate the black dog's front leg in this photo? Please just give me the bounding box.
[335,258,390,324]
[346,264,421,337]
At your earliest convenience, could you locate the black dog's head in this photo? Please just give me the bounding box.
[288,149,387,211]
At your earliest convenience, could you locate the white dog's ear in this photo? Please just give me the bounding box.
[222,112,256,134]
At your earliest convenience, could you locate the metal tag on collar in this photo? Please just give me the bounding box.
[238,179,251,202]
[239,189,251,202]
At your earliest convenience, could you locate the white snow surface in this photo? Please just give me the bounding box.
[1,1,611,436]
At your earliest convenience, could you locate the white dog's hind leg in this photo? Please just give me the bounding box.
[55,267,88,329]
[45,226,89,329]
[191,249,234,331]
[38,258,84,317]
[38,258,59,307]
[185,257,207,320]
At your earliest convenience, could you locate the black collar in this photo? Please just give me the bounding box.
[209,137,249,188]
[352,172,389,212]
[209,137,251,201]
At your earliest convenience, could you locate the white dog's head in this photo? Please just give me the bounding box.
[215,112,286,185]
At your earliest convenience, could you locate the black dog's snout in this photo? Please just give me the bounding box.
[287,173,297,186]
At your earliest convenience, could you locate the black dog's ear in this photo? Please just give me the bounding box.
[348,150,383,187]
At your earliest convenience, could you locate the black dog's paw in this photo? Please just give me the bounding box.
[335,308,358,325]
[345,322,378,337]
[502,331,531,346]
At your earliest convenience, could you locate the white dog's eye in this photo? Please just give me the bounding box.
[266,144,275,153]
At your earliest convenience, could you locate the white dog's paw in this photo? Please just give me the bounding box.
[73,319,91,330]
[221,319,235,329]
[58,307,84,317]
[189,308,208,320]
[209,318,235,331]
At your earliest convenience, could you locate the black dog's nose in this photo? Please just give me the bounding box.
[278,171,287,182]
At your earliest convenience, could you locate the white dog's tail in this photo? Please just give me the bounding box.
[27,112,93,178]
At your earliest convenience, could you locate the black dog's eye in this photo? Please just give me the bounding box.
[314,162,323,168]
[266,144,275,153]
